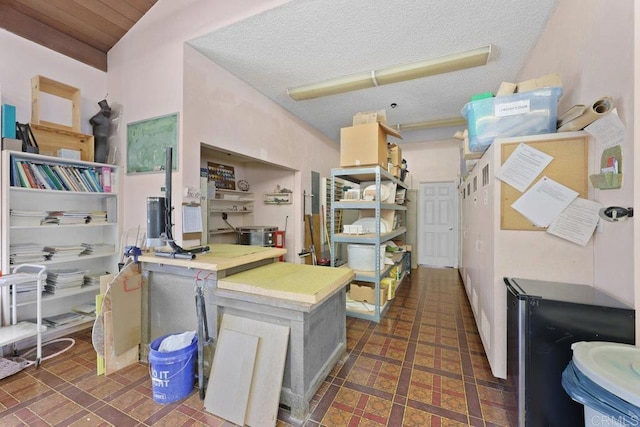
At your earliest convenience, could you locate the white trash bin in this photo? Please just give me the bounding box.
[562,341,640,426]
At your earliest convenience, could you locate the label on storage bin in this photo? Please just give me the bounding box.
[495,99,530,117]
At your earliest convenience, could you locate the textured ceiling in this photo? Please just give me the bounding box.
[188,0,559,144]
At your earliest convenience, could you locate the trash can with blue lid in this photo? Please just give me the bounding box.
[562,341,640,426]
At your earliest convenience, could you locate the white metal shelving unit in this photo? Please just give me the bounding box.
[330,165,409,322]
[0,150,119,341]
[0,264,47,365]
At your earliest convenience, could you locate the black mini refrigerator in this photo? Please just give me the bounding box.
[505,277,635,427]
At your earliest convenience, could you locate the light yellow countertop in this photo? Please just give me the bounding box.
[138,244,286,271]
[217,262,355,304]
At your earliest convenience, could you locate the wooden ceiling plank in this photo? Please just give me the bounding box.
[72,0,136,32]
[0,3,107,71]
[128,0,157,15]
[97,0,144,22]
[13,0,120,48]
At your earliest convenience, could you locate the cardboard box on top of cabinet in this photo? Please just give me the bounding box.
[340,123,402,168]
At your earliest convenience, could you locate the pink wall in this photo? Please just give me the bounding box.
[401,140,461,186]
[517,0,635,304]
[0,30,107,134]
[108,1,338,255]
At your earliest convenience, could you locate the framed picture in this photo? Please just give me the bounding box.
[127,113,178,174]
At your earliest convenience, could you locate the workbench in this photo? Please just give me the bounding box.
[138,244,354,421]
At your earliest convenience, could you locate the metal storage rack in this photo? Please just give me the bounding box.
[330,165,409,322]
[0,264,47,365]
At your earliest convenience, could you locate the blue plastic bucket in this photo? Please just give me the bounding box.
[148,333,197,404]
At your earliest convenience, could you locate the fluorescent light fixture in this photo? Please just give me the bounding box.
[393,117,467,132]
[287,45,492,101]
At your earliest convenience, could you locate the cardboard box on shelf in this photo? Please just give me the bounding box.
[388,142,402,167]
[350,281,388,305]
[516,73,562,93]
[340,122,402,168]
[1,138,22,151]
[353,110,387,126]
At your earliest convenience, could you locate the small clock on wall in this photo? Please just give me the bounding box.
[238,179,250,191]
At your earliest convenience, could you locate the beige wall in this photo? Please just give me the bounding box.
[517,0,635,304]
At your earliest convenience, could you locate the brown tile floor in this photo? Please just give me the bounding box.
[0,267,516,426]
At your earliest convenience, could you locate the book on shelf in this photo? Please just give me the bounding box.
[101,166,112,192]
[30,163,53,190]
[40,163,65,190]
[43,312,87,327]
[10,157,113,193]
[87,168,103,192]
[17,161,37,188]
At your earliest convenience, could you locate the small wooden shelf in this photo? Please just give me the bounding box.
[29,123,94,162]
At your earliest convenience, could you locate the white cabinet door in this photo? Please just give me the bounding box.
[418,182,459,267]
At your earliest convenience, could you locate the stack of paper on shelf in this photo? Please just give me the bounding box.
[89,211,107,223]
[45,268,86,295]
[9,243,49,264]
[80,243,115,256]
[83,272,106,287]
[9,209,47,226]
[42,211,90,225]
[44,245,86,261]
[43,312,86,327]
[0,272,47,303]
[73,302,96,315]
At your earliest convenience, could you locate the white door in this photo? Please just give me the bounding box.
[418,182,459,267]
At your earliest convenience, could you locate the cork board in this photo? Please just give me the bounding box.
[501,135,588,230]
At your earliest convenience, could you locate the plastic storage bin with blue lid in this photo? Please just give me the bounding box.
[562,341,640,427]
[461,86,563,153]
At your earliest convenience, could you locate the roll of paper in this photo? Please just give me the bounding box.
[558,96,614,132]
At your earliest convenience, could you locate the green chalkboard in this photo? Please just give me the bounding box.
[126,113,178,174]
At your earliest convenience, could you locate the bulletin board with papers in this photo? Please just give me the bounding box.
[500,134,589,231]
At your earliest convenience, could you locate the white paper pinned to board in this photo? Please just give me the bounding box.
[511,176,578,228]
[497,143,553,192]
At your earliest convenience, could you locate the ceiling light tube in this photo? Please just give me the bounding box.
[287,45,491,101]
[393,117,467,131]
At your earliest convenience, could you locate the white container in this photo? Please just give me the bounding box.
[570,341,640,427]
[57,148,81,160]
[347,244,386,271]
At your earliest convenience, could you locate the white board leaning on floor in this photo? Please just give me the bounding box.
[204,314,290,427]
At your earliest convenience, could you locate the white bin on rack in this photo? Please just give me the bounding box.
[347,244,386,271]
